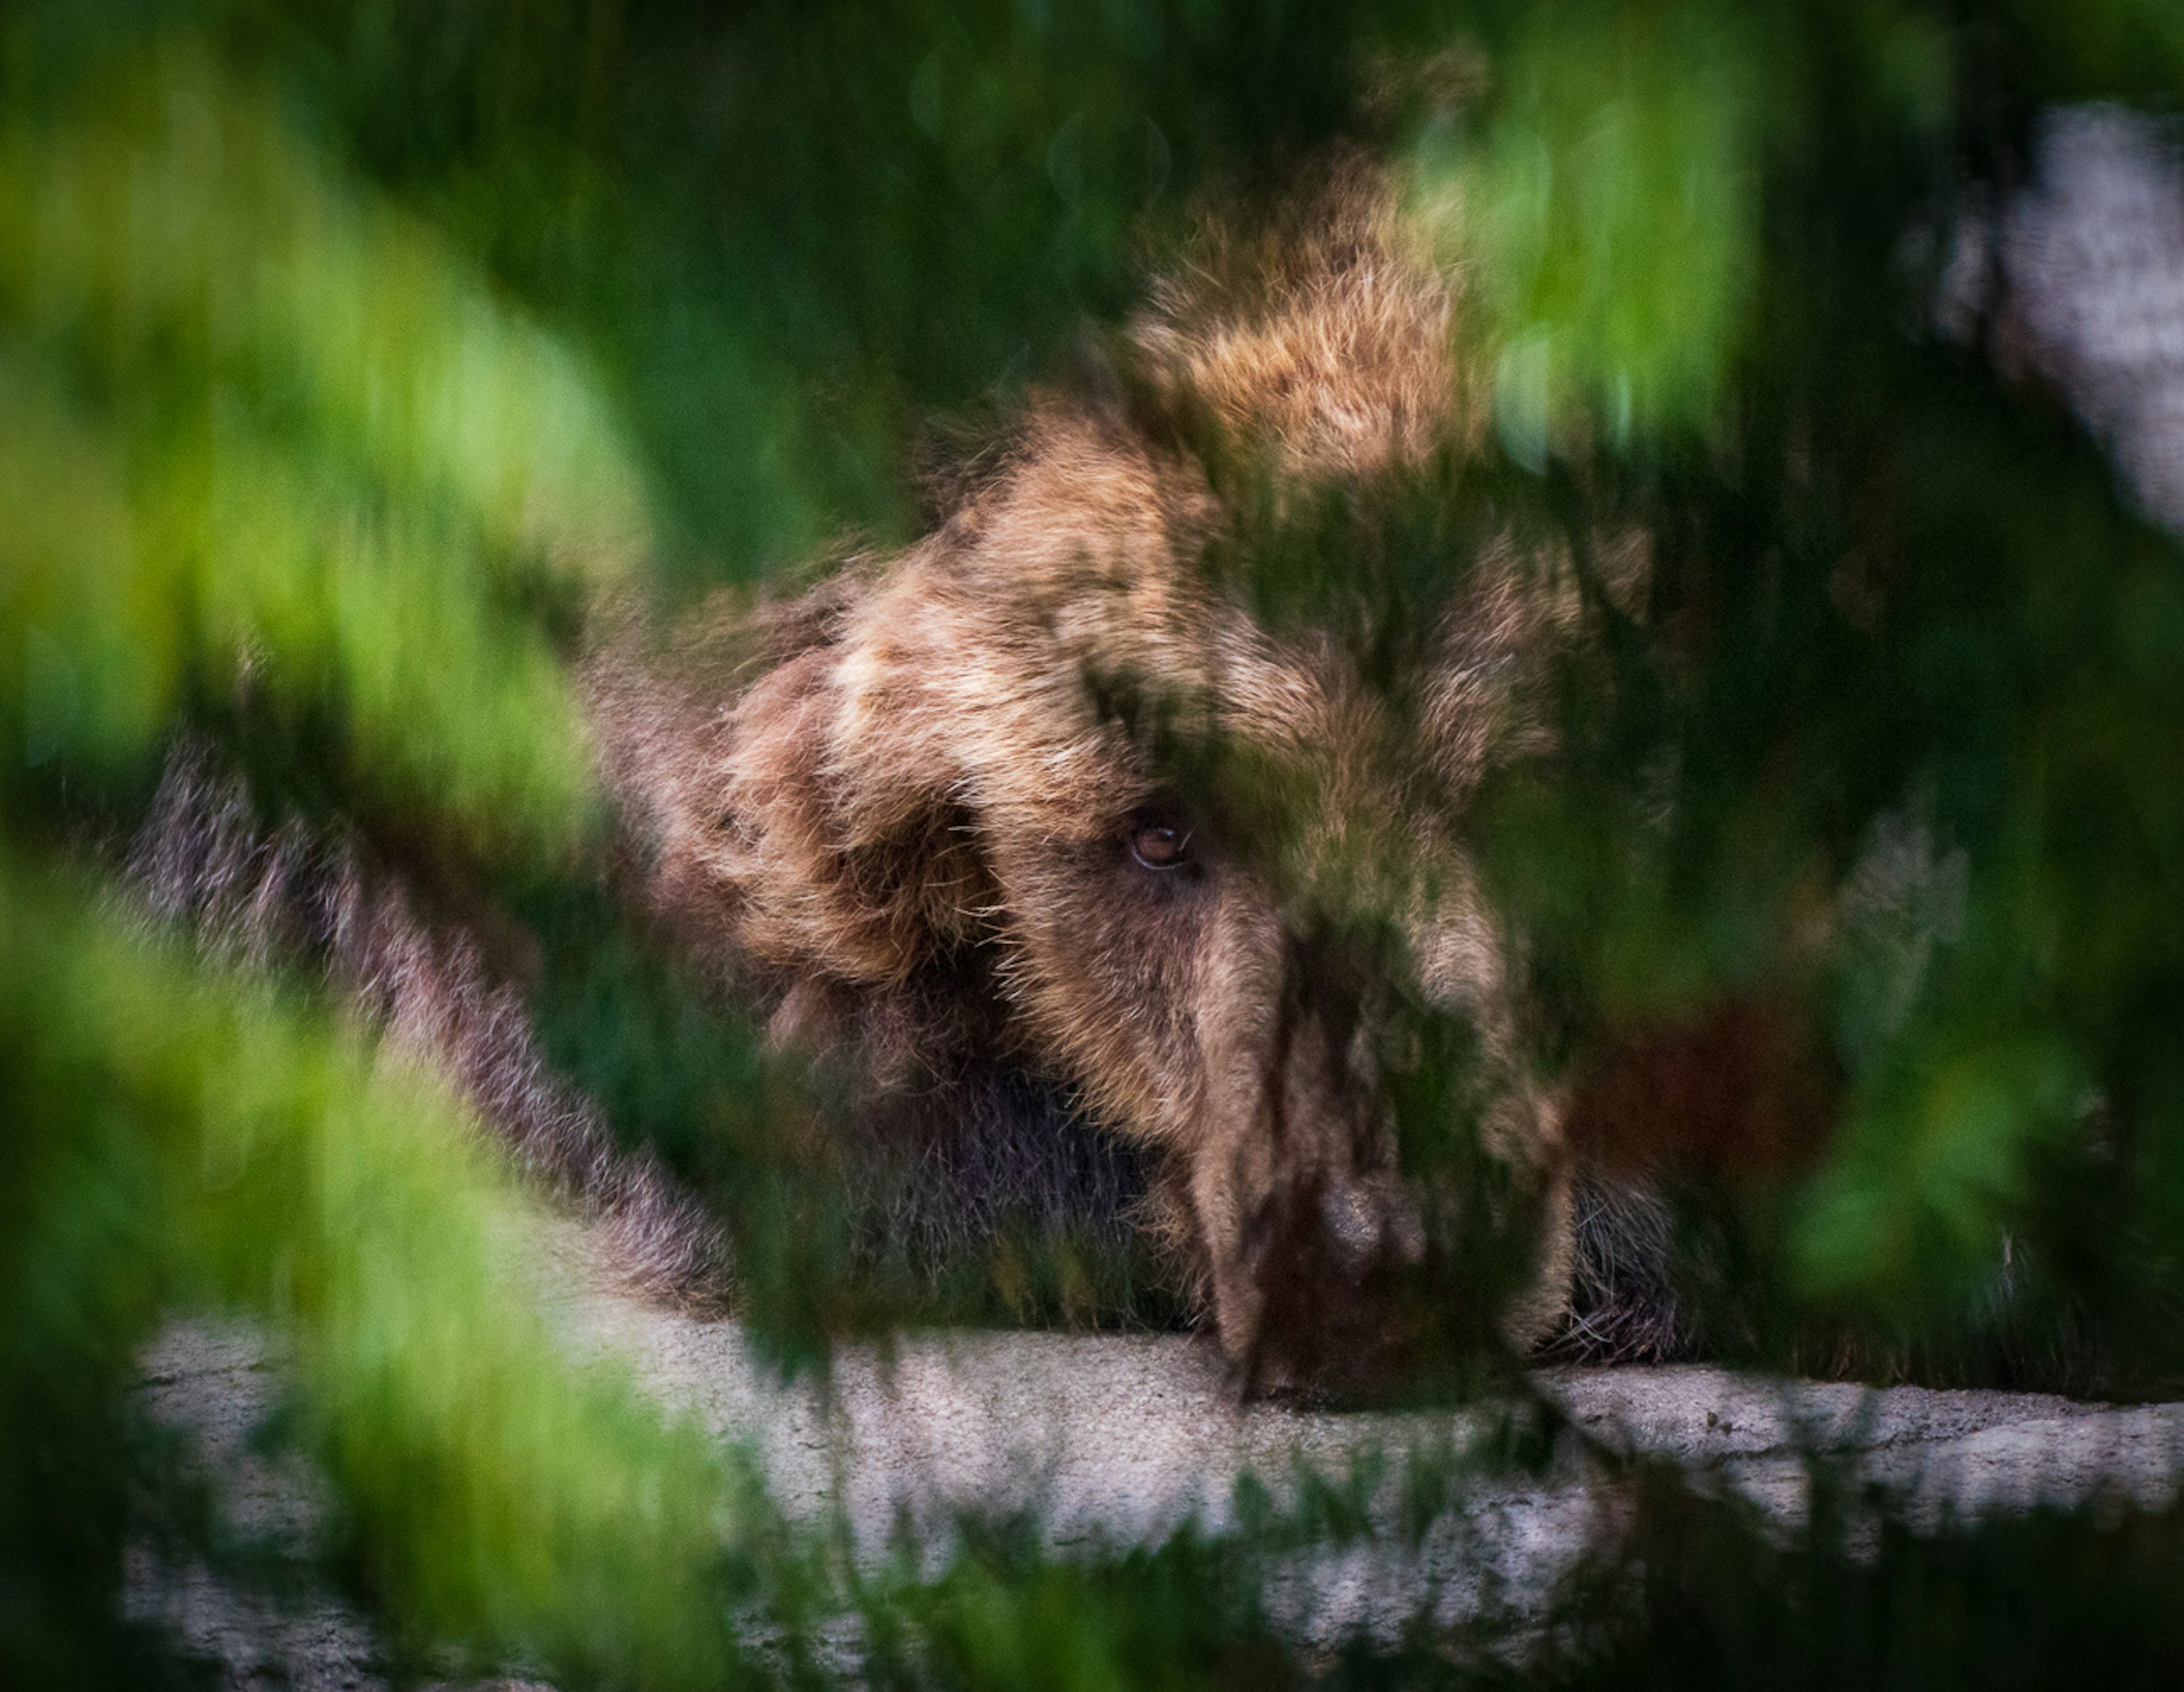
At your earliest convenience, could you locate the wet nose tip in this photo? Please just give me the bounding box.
[1318,1177,1426,1273]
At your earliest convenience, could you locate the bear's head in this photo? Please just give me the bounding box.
[595,172,1622,1393]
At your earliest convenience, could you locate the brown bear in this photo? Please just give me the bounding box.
[591,168,1672,1395]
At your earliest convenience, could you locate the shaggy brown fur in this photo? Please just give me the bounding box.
[593,168,1645,1393]
[129,740,731,1311]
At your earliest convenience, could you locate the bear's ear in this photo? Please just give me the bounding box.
[1126,151,1474,482]
[588,574,992,1010]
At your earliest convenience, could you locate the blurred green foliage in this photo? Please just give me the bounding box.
[0,859,775,1685]
[0,40,644,849]
[9,0,2184,1685]
[1415,2,1778,460]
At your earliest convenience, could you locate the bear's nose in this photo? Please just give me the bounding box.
[1317,1175,1426,1275]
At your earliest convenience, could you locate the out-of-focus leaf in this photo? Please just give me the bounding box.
[0,857,756,1687]
[1412,2,1769,461]
[0,44,655,853]
[0,45,651,582]
[1793,1027,2086,1305]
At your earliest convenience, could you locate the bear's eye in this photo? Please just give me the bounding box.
[1131,820,1192,871]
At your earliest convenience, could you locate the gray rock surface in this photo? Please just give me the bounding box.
[569,1288,2184,1644]
[132,1277,2184,1682]
[560,1292,2184,1554]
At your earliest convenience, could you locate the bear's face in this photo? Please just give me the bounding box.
[973,717,1570,1394]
